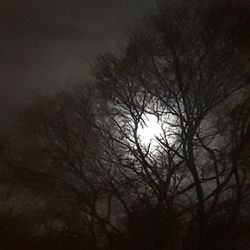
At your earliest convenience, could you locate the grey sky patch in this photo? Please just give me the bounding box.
[0,0,156,131]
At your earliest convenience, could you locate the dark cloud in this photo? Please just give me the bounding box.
[0,0,156,131]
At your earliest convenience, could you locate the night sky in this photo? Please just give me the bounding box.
[0,0,156,131]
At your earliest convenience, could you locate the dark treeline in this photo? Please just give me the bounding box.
[0,0,249,249]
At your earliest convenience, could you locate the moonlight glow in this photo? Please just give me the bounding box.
[137,114,162,147]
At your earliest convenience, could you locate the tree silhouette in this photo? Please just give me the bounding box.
[1,0,249,249]
[93,0,249,249]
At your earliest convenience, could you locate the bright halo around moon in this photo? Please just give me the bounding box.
[137,114,162,147]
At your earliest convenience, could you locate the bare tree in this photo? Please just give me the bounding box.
[93,0,249,249]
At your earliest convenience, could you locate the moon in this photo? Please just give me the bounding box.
[137,114,162,147]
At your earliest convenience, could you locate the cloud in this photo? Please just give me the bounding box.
[0,0,156,131]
